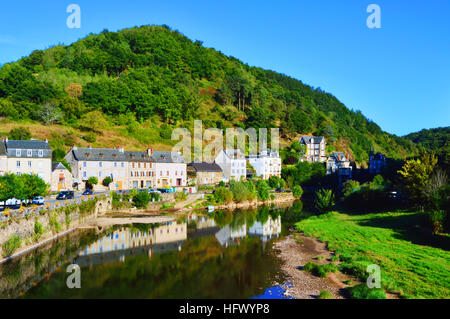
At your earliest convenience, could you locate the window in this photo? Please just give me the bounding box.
[38,150,43,157]
[16,149,21,157]
[16,161,20,168]
[121,162,124,168]
[83,162,87,168]
[114,162,117,168]
[99,171,102,177]
[28,161,32,168]
[83,171,87,178]
[27,149,32,157]
[99,162,103,168]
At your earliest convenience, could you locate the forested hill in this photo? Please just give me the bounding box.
[0,25,418,164]
[404,127,450,166]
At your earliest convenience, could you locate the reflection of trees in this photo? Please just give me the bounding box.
[256,206,270,224]
[229,211,247,231]
[213,210,234,227]
[280,200,312,225]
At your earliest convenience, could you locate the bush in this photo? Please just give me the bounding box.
[345,283,386,299]
[268,176,284,189]
[342,180,360,197]
[1,234,22,257]
[175,191,187,202]
[318,290,334,299]
[315,189,335,212]
[214,186,233,204]
[33,219,45,241]
[84,132,97,143]
[303,262,337,277]
[132,191,151,208]
[292,185,303,199]
[102,176,113,187]
[9,126,31,140]
[256,180,270,201]
[87,176,98,189]
[230,181,251,202]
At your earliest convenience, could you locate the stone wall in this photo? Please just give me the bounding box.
[0,197,111,259]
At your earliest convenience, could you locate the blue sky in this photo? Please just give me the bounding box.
[0,0,449,136]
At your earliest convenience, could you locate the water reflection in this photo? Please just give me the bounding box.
[0,202,306,299]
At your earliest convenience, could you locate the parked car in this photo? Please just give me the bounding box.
[82,189,93,196]
[56,191,75,200]
[158,188,172,193]
[32,196,45,205]
[148,188,161,194]
[275,188,286,193]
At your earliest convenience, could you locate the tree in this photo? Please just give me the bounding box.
[342,180,360,197]
[86,176,98,189]
[38,102,64,125]
[397,151,438,201]
[0,173,25,208]
[9,126,31,140]
[21,174,48,199]
[132,191,151,208]
[102,176,113,187]
[65,83,83,98]
[80,110,109,134]
[214,186,233,204]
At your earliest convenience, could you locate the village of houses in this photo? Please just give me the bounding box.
[0,134,387,206]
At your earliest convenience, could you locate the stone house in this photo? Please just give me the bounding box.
[152,151,187,188]
[51,162,73,192]
[300,136,327,163]
[187,162,223,186]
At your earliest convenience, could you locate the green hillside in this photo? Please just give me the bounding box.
[0,24,418,164]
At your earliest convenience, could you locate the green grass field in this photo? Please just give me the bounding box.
[295,210,450,299]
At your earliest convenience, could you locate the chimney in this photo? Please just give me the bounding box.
[73,144,78,150]
[338,153,341,161]
[147,148,153,156]
[88,144,92,149]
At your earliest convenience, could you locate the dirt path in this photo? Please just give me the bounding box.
[273,233,350,299]
[174,193,204,209]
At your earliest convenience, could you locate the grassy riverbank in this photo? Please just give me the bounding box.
[295,210,450,299]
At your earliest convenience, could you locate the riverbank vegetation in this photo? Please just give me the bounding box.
[296,210,450,299]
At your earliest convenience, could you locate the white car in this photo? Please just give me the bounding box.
[32,196,45,205]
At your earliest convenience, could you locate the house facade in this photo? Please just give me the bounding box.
[187,162,223,186]
[369,151,387,174]
[247,150,281,180]
[125,149,155,189]
[300,136,327,163]
[64,146,129,190]
[152,151,187,188]
[326,152,352,175]
[0,138,52,184]
[51,162,73,192]
[215,149,246,181]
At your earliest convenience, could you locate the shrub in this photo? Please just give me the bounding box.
[132,191,151,208]
[342,180,360,197]
[175,191,187,202]
[292,185,303,199]
[87,176,98,189]
[256,180,270,201]
[214,186,233,204]
[268,176,285,189]
[303,262,337,277]
[83,132,97,143]
[230,181,251,202]
[318,290,334,299]
[33,219,45,241]
[1,234,22,257]
[345,283,386,299]
[315,189,335,212]
[9,126,31,140]
[102,176,113,187]
[218,181,226,187]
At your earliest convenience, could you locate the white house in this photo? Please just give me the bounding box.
[247,150,281,180]
[0,138,52,184]
[152,151,187,187]
[215,149,246,181]
[300,136,327,163]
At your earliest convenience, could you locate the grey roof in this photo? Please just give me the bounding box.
[124,151,152,162]
[300,136,325,144]
[329,152,349,162]
[151,151,185,163]
[188,162,222,172]
[4,139,52,158]
[52,162,68,171]
[71,147,127,162]
[224,149,245,159]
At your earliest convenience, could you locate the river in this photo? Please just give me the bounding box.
[0,201,308,299]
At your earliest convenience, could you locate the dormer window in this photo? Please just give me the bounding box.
[27,149,32,157]
[38,150,43,157]
[99,153,104,158]
[16,149,21,157]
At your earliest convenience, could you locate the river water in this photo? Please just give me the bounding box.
[0,201,307,299]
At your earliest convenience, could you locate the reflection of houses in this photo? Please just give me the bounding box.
[300,136,327,163]
[215,224,247,247]
[369,151,387,174]
[51,162,73,192]
[187,162,223,186]
[248,215,282,243]
[76,221,187,266]
[215,149,246,181]
[247,150,281,180]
